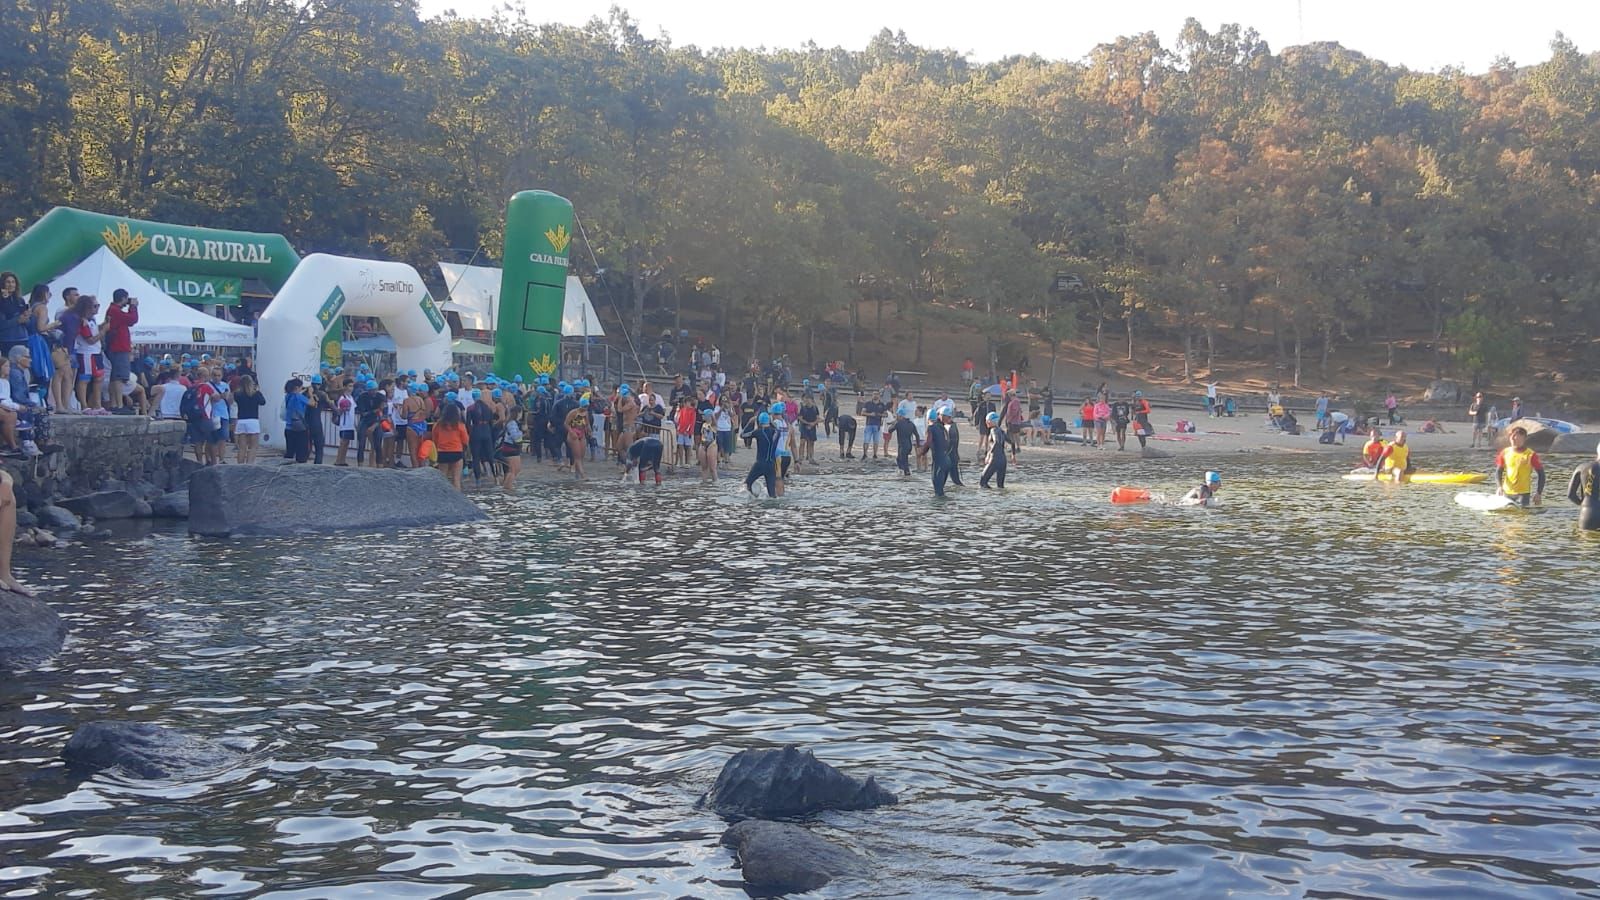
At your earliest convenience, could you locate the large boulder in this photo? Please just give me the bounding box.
[58,490,139,520]
[704,746,897,819]
[150,491,190,518]
[62,721,246,779]
[1423,380,1459,403]
[721,820,868,895]
[35,505,81,530]
[188,465,485,537]
[0,594,67,673]
[1496,418,1560,451]
[1548,431,1598,455]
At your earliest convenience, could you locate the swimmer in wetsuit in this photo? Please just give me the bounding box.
[624,434,664,484]
[918,408,953,497]
[837,412,857,459]
[887,410,918,476]
[742,411,779,497]
[1496,425,1546,507]
[980,411,1007,489]
[1567,441,1600,530]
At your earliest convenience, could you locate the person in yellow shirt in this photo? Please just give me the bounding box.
[1495,426,1546,507]
[1373,430,1413,481]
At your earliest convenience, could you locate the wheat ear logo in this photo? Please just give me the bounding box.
[102,222,148,259]
[529,354,558,376]
[544,224,571,254]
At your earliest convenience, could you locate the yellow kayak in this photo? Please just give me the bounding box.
[1344,470,1487,485]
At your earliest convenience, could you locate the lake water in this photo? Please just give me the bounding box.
[4,452,1599,898]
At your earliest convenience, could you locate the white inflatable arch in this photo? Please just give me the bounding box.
[256,253,452,443]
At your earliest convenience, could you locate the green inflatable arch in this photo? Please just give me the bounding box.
[0,206,300,292]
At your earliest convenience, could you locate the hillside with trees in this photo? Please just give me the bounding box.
[5,1,1599,404]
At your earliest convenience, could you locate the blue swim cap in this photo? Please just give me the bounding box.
[514,375,524,383]
[143,356,155,366]
[492,388,503,399]
[619,385,631,396]
[366,379,378,389]
[470,389,482,401]
[407,369,417,377]
[359,363,370,371]
[1205,471,1221,485]
[334,367,344,374]
[579,397,590,407]
[928,410,939,424]
[758,412,771,425]
[1134,390,1143,398]
[986,411,999,424]
[770,402,784,414]
[310,374,323,385]
[559,385,572,395]
[537,385,549,395]
[446,391,458,402]
[538,375,549,385]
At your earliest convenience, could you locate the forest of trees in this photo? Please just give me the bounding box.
[5,0,1600,386]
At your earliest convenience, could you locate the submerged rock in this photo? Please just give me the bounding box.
[62,721,246,779]
[0,593,67,673]
[721,819,868,895]
[704,746,897,819]
[188,465,485,537]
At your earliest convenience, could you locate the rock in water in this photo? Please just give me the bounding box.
[0,594,67,673]
[188,465,485,537]
[62,721,245,779]
[36,505,82,530]
[1547,431,1597,455]
[59,490,139,520]
[150,491,190,518]
[705,746,897,819]
[722,820,868,894]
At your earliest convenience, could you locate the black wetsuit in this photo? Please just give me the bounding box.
[1568,460,1600,530]
[306,388,329,464]
[627,435,663,480]
[889,417,917,475]
[528,393,550,461]
[743,423,779,496]
[944,420,964,485]
[467,400,497,479]
[837,413,857,456]
[925,418,952,496]
[823,390,838,437]
[981,424,1007,488]
[550,396,577,460]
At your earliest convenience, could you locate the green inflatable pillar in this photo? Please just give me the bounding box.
[496,191,574,382]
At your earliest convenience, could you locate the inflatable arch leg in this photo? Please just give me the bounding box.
[256,253,452,444]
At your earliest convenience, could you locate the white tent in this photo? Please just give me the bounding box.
[437,262,499,331]
[47,246,255,346]
[437,263,604,338]
[561,275,605,339]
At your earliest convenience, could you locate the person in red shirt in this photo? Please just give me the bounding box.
[674,397,697,467]
[105,288,139,411]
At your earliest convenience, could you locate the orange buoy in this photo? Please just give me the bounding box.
[1110,486,1151,504]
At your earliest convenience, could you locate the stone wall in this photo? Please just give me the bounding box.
[3,417,188,509]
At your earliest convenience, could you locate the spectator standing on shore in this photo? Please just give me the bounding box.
[234,376,266,464]
[1315,392,1330,429]
[1468,392,1488,448]
[1204,381,1218,416]
[0,273,27,358]
[1509,397,1522,421]
[105,289,138,412]
[961,358,975,384]
[1385,390,1400,425]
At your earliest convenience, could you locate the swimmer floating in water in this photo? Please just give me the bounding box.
[1178,470,1222,507]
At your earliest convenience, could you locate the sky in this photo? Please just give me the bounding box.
[417,0,1599,73]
